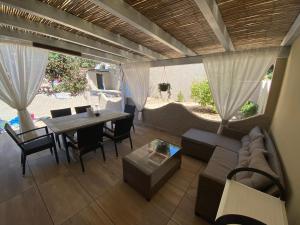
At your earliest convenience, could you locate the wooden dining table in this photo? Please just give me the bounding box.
[41,109,129,162]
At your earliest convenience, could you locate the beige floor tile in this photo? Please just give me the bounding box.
[97,182,169,225]
[0,187,53,225]
[0,162,34,203]
[172,195,210,225]
[0,133,21,169]
[29,152,70,185]
[39,175,92,225]
[181,156,205,174]
[167,219,180,225]
[168,168,197,191]
[151,182,185,217]
[61,202,113,225]
[69,158,120,198]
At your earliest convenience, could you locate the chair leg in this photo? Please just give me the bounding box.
[22,155,26,175]
[79,155,85,172]
[62,134,70,163]
[100,145,106,161]
[53,144,59,164]
[50,147,53,155]
[114,142,118,157]
[21,153,24,165]
[129,135,133,150]
[132,124,135,133]
[56,135,61,148]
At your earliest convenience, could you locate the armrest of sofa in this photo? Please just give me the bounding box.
[227,167,285,200]
[195,172,226,222]
[222,127,247,140]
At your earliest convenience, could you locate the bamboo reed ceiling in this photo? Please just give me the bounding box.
[124,0,224,55]
[0,0,300,59]
[217,0,300,50]
[38,0,182,58]
[0,4,142,56]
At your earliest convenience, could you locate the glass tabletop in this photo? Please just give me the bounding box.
[124,139,181,174]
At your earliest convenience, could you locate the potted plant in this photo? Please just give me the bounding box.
[158,82,171,92]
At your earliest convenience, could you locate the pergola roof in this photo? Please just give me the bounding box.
[0,0,300,64]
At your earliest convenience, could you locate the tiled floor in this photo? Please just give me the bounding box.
[0,125,210,225]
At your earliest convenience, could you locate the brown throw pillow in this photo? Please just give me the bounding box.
[248,126,264,141]
[237,150,278,190]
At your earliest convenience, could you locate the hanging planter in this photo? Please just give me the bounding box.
[158,82,171,92]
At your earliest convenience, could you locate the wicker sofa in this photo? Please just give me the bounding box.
[181,127,285,223]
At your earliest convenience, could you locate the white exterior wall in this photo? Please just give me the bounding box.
[86,71,113,91]
[149,64,207,101]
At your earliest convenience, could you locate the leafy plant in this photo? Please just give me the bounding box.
[265,65,274,80]
[177,91,184,102]
[191,80,215,111]
[240,101,258,118]
[45,52,91,96]
[158,83,171,92]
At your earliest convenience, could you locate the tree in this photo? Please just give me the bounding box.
[45,52,94,96]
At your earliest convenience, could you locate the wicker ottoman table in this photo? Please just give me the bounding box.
[123,139,182,200]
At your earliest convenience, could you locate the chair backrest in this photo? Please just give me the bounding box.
[114,115,134,137]
[51,108,72,118]
[77,123,104,151]
[4,123,23,146]
[75,105,91,114]
[124,104,136,115]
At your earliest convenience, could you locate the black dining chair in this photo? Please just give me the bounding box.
[4,123,59,175]
[50,108,72,148]
[66,123,105,172]
[111,104,136,132]
[124,104,136,132]
[75,105,91,114]
[104,115,134,157]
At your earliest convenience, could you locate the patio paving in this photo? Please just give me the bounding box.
[0,124,209,225]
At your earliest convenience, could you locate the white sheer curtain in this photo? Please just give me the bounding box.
[203,48,279,134]
[109,64,122,91]
[257,79,272,114]
[0,44,48,135]
[121,61,150,120]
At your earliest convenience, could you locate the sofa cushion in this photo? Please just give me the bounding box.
[249,137,266,154]
[241,135,251,147]
[249,126,264,141]
[237,149,278,190]
[235,148,251,180]
[182,128,241,152]
[203,146,238,183]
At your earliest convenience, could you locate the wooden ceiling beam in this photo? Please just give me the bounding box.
[193,0,235,51]
[90,0,196,57]
[0,0,166,60]
[0,13,145,61]
[281,13,300,46]
[0,28,130,64]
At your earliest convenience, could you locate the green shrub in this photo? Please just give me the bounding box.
[240,101,258,118]
[191,80,215,111]
[177,91,184,102]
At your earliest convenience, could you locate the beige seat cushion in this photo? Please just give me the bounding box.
[237,149,278,190]
[203,146,238,183]
[182,128,241,152]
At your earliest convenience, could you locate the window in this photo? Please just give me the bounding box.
[96,73,105,89]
